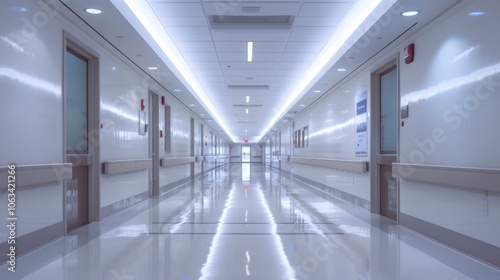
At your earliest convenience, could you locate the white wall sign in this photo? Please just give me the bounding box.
[355,91,368,156]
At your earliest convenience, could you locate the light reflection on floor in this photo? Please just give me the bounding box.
[1,163,499,280]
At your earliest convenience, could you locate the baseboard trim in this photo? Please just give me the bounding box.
[101,191,150,219]
[159,177,192,194]
[279,168,370,211]
[0,222,64,264]
[400,213,500,269]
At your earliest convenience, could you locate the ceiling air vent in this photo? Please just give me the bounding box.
[210,15,294,29]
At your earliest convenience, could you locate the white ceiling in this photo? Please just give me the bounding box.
[61,0,463,143]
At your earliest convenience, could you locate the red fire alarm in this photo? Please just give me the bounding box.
[404,43,415,64]
[161,96,165,105]
[141,99,145,110]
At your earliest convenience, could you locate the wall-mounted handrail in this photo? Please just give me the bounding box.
[392,163,500,192]
[204,156,218,161]
[160,157,195,167]
[289,157,369,173]
[0,163,72,189]
[195,156,204,162]
[102,158,152,175]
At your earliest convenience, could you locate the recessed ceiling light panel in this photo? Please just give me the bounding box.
[468,11,485,16]
[247,42,253,62]
[85,8,102,14]
[401,10,419,17]
[10,7,28,13]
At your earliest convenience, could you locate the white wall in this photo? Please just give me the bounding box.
[265,0,500,252]
[0,0,229,253]
[100,52,150,208]
[398,0,500,247]
[282,72,372,202]
[158,100,191,188]
[0,0,68,239]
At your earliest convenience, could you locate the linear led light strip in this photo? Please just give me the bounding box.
[257,0,396,142]
[247,42,253,62]
[115,0,236,142]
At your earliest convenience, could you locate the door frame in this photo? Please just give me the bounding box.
[370,57,400,220]
[149,91,160,196]
[241,145,251,163]
[190,117,195,179]
[63,32,100,233]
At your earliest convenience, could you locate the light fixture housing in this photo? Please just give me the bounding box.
[246,96,250,103]
[85,8,102,14]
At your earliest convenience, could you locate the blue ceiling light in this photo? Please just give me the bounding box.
[10,7,28,13]
[468,11,485,17]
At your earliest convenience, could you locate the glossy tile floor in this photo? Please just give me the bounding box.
[2,164,499,280]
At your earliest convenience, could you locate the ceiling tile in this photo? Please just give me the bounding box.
[216,42,247,52]
[149,3,205,17]
[183,52,219,62]
[281,52,318,62]
[288,26,335,42]
[175,41,216,52]
[253,42,287,53]
[222,69,275,77]
[294,16,342,27]
[284,41,325,53]
[277,62,310,70]
[212,30,290,42]
[221,62,279,70]
[159,16,208,27]
[298,3,353,17]
[274,69,303,77]
[188,61,222,70]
